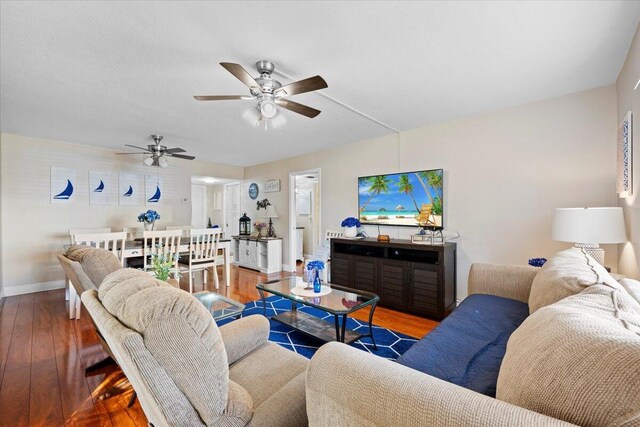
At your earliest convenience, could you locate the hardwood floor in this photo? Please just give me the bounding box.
[0,265,439,426]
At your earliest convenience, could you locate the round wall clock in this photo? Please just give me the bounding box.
[248,183,259,200]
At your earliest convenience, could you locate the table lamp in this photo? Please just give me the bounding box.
[264,205,278,238]
[551,207,627,265]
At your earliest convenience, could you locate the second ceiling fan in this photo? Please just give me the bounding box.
[194,61,327,127]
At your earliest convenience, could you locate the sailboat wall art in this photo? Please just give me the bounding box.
[145,175,163,205]
[51,167,76,204]
[89,171,113,205]
[119,173,140,206]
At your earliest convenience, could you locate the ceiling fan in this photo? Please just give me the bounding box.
[194,61,328,127]
[116,135,195,168]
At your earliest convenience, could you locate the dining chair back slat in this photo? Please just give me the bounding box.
[72,232,127,266]
[142,230,182,271]
[70,228,112,244]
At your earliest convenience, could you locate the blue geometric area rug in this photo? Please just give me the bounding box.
[217,295,418,360]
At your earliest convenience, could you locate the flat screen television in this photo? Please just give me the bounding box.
[358,169,443,228]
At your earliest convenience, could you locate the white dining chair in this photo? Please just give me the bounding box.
[122,226,144,240]
[69,227,111,244]
[304,228,344,282]
[165,225,192,238]
[72,232,127,266]
[142,229,182,274]
[178,228,222,293]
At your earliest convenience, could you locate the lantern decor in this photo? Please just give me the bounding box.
[239,212,251,235]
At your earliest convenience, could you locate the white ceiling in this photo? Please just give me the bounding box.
[1,1,639,167]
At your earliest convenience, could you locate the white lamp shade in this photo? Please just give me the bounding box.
[552,207,627,244]
[264,205,278,218]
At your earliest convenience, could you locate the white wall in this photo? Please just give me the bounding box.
[242,86,619,298]
[617,23,640,280]
[0,133,243,296]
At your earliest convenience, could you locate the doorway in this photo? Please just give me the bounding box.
[191,184,207,228]
[288,168,321,272]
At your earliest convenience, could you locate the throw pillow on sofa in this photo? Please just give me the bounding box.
[496,284,640,426]
[528,247,622,313]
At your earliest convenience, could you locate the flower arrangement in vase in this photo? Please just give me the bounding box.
[341,217,361,238]
[253,221,267,237]
[138,209,160,231]
[306,260,325,293]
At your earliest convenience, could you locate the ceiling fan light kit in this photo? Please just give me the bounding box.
[195,60,327,128]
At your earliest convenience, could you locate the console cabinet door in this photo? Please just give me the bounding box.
[378,259,407,310]
[408,262,439,316]
[353,256,377,294]
[330,254,352,287]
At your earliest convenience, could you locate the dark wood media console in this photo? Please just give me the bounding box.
[330,238,457,320]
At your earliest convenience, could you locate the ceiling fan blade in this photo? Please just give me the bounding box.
[167,153,196,160]
[276,99,321,118]
[194,95,254,101]
[125,144,151,151]
[220,62,262,92]
[116,152,147,155]
[275,75,327,97]
[164,147,186,154]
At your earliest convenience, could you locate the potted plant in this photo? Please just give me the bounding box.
[341,217,361,238]
[150,252,180,287]
[138,209,160,231]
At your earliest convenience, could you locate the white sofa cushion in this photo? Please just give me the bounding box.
[528,248,622,313]
[497,284,640,426]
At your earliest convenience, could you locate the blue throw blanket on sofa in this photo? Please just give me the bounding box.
[396,293,529,397]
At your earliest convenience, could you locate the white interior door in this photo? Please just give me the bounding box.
[224,182,240,237]
[191,184,207,228]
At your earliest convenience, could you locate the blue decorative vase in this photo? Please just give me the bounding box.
[313,270,321,293]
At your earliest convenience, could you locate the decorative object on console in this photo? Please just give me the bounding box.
[264,179,281,193]
[248,183,259,200]
[617,111,633,197]
[528,258,547,267]
[411,226,444,245]
[306,260,325,292]
[551,207,627,265]
[138,209,160,231]
[341,217,361,238]
[239,212,251,235]
[377,235,390,242]
[194,61,327,129]
[253,221,267,237]
[263,205,279,238]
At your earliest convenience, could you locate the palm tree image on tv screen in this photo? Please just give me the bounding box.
[358,169,443,228]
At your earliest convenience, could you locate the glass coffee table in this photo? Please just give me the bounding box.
[193,291,245,321]
[256,276,380,349]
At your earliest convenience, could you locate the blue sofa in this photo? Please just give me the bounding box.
[396,293,529,397]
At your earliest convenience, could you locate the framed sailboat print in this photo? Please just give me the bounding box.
[119,173,140,206]
[145,175,163,205]
[51,167,76,204]
[89,171,113,205]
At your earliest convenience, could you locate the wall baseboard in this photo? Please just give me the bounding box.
[2,280,66,297]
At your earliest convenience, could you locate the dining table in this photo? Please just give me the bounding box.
[64,238,232,287]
